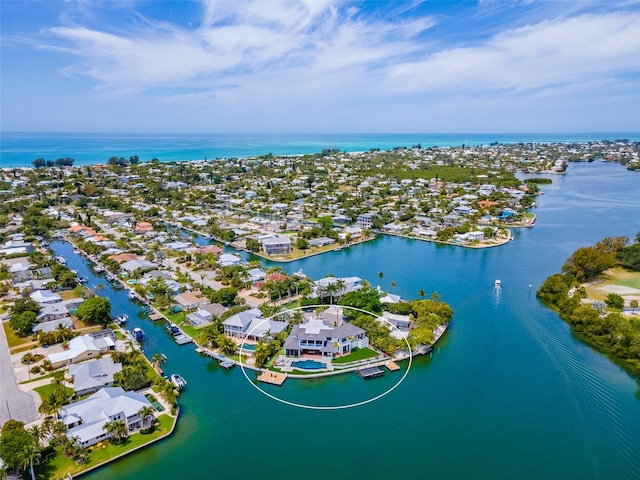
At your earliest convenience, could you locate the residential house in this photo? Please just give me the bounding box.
[218,253,242,266]
[283,316,369,358]
[222,308,287,340]
[59,387,153,448]
[356,213,373,229]
[33,317,74,333]
[68,357,122,395]
[174,291,210,311]
[261,235,293,255]
[47,330,116,368]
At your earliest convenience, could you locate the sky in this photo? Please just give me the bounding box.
[1,0,640,134]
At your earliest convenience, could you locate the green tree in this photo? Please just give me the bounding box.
[103,420,128,444]
[245,237,262,252]
[296,237,309,250]
[605,293,625,310]
[9,310,37,335]
[138,406,156,430]
[418,289,426,299]
[630,299,639,313]
[76,296,111,327]
[0,420,39,473]
[561,246,615,282]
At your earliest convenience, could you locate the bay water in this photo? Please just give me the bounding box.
[45,161,640,479]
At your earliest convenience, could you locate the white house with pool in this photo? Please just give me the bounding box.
[283,316,369,358]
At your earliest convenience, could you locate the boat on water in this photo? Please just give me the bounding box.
[93,265,105,273]
[72,248,80,254]
[56,256,66,264]
[171,374,187,390]
[132,327,145,341]
[495,279,501,288]
[76,276,88,284]
[167,323,180,336]
[128,290,137,300]
[115,313,128,324]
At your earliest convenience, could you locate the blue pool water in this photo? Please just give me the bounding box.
[241,344,256,351]
[291,360,325,370]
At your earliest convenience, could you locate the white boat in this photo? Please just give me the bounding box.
[128,290,137,300]
[72,248,80,254]
[115,314,128,324]
[93,265,105,273]
[495,279,501,288]
[171,374,187,390]
[56,256,66,264]
[132,327,145,341]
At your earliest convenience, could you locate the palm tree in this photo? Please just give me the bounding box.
[631,299,638,313]
[418,289,426,299]
[390,281,396,293]
[29,424,47,447]
[377,271,384,285]
[138,406,156,430]
[430,291,441,303]
[21,441,40,480]
[151,351,167,366]
[334,278,347,299]
[325,282,339,305]
[103,419,128,443]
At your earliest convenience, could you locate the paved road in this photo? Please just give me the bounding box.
[0,321,38,427]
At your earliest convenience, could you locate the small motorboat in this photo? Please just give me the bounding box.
[115,314,128,325]
[171,374,187,390]
[128,290,137,300]
[133,327,145,342]
[167,323,180,336]
[495,279,501,288]
[56,256,66,264]
[93,265,105,273]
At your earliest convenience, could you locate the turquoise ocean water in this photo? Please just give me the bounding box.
[1,132,639,167]
[42,160,640,479]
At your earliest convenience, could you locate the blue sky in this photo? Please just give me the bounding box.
[2,0,640,133]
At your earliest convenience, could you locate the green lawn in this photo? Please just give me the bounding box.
[43,414,175,479]
[332,347,379,364]
[3,321,34,348]
[34,383,74,402]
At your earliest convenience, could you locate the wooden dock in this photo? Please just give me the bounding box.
[257,371,287,385]
[385,360,400,371]
[149,313,164,321]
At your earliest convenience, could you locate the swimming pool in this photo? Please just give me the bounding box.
[241,344,256,351]
[291,359,325,370]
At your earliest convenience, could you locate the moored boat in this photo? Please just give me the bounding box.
[132,327,145,342]
[171,373,187,390]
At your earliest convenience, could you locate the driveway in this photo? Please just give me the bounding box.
[0,322,38,426]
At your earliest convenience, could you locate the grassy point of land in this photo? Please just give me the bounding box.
[583,268,640,301]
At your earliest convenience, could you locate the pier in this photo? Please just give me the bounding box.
[257,371,287,385]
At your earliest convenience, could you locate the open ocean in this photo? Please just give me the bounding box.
[1,132,639,167]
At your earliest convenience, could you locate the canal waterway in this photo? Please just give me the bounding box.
[54,161,640,480]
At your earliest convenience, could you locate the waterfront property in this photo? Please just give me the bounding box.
[59,387,154,448]
[222,308,288,340]
[284,316,369,358]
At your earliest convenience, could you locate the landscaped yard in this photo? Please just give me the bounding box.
[41,414,175,479]
[3,321,34,348]
[583,268,640,301]
[332,347,379,364]
[34,382,74,402]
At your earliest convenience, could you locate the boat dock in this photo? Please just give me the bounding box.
[357,365,384,379]
[385,360,400,371]
[149,312,164,321]
[257,371,287,385]
[219,358,235,369]
[174,333,193,345]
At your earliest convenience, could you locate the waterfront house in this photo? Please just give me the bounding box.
[33,317,74,333]
[174,290,210,311]
[134,222,154,234]
[68,357,122,395]
[312,276,363,297]
[218,253,242,266]
[186,303,227,326]
[119,259,157,274]
[260,235,293,255]
[356,213,373,229]
[30,289,62,305]
[222,308,287,340]
[283,316,369,358]
[59,387,153,448]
